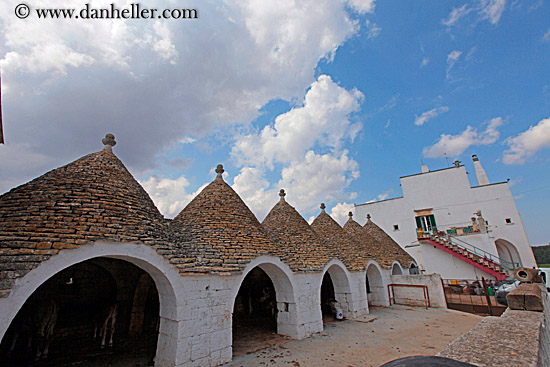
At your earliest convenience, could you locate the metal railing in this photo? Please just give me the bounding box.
[448,235,519,270]
[417,229,519,271]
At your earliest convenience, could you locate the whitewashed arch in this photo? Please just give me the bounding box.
[366,261,387,307]
[495,239,522,269]
[409,262,420,275]
[319,259,354,316]
[230,256,297,306]
[230,256,298,337]
[0,241,184,366]
[391,261,404,275]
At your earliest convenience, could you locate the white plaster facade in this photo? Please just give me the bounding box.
[390,274,446,308]
[0,241,425,367]
[355,156,537,280]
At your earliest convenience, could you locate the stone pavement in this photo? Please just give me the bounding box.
[228,306,483,367]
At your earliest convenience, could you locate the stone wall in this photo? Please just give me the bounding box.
[0,243,393,367]
[438,283,549,367]
[366,262,391,307]
[390,274,446,308]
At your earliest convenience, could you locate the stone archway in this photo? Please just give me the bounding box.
[0,242,183,367]
[366,263,386,307]
[320,261,353,318]
[231,258,297,357]
[495,239,522,269]
[391,262,403,275]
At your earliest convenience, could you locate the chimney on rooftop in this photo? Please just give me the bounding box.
[472,154,490,186]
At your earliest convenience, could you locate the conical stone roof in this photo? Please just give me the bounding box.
[343,212,415,269]
[261,190,330,272]
[0,135,169,297]
[363,215,415,268]
[170,165,273,274]
[310,205,372,271]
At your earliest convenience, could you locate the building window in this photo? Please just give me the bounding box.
[416,214,437,234]
[393,224,399,231]
[505,218,513,224]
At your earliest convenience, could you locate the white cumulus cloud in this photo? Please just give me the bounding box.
[231,74,363,167]
[277,150,359,213]
[423,117,503,158]
[414,106,450,126]
[330,202,355,226]
[347,0,376,14]
[140,175,207,218]
[0,0,370,193]
[230,75,363,220]
[503,118,550,164]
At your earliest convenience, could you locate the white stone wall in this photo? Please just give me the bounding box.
[0,245,396,367]
[166,275,234,367]
[390,274,446,308]
[420,240,499,280]
[365,262,391,307]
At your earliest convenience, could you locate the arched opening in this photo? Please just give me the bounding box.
[391,263,403,275]
[495,239,522,269]
[409,263,420,275]
[319,263,353,323]
[232,267,279,357]
[320,272,337,323]
[366,264,385,307]
[0,258,159,366]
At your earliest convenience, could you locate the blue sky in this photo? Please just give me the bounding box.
[1,0,549,245]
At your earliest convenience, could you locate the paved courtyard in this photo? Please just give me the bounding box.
[9,306,482,367]
[228,305,483,367]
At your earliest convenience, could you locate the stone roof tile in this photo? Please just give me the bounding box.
[261,191,331,272]
[170,167,274,274]
[362,215,415,268]
[0,136,170,297]
[310,207,373,271]
[343,213,415,269]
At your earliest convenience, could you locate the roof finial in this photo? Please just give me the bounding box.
[215,164,224,179]
[367,213,371,221]
[320,203,326,212]
[348,211,353,219]
[279,189,286,201]
[102,134,116,151]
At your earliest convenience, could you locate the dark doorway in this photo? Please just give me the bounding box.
[232,267,280,357]
[320,272,336,323]
[0,258,160,367]
[366,275,371,294]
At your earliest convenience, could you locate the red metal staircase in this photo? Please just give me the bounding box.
[418,233,509,281]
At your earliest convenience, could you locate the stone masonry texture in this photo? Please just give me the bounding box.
[343,216,415,269]
[261,197,331,272]
[0,149,172,297]
[0,144,415,297]
[310,210,374,271]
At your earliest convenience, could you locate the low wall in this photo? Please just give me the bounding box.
[438,283,550,367]
[389,274,446,308]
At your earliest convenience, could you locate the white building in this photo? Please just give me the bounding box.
[355,155,537,280]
